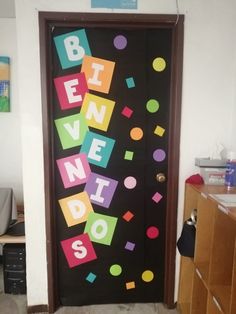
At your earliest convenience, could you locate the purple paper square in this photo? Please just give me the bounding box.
[85,172,118,208]
[125,241,135,251]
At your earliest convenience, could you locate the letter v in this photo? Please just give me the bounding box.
[64,120,80,140]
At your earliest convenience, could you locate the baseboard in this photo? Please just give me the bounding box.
[27,304,48,313]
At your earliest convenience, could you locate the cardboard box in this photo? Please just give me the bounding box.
[200,167,226,185]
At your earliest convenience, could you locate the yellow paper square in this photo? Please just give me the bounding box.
[58,191,94,227]
[81,93,115,131]
[154,125,165,137]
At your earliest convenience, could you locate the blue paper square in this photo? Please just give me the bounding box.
[126,77,135,88]
[86,272,97,283]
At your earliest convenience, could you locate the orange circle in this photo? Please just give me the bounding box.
[130,127,143,141]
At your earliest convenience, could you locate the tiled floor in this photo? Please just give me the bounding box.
[55,303,179,314]
[0,264,179,313]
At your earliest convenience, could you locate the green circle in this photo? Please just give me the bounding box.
[109,264,122,276]
[146,99,160,113]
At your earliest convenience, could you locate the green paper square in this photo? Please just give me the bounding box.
[55,113,88,149]
[124,150,134,160]
[84,212,117,246]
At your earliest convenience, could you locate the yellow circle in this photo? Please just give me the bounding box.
[130,127,143,141]
[152,57,166,72]
[142,270,154,282]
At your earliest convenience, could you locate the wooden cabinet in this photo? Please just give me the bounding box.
[178,184,236,314]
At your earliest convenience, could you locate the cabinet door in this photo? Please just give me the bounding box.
[178,184,198,313]
[209,209,236,313]
[178,257,195,314]
[191,270,208,314]
[207,292,223,314]
[229,241,236,314]
[194,194,216,283]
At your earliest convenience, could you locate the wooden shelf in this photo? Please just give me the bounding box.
[0,234,25,244]
[178,184,236,314]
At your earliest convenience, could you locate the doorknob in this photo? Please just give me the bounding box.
[156,173,166,183]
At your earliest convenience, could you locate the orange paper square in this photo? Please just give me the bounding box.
[126,281,135,290]
[81,55,115,94]
[123,211,134,222]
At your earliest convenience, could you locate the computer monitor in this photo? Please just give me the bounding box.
[0,188,17,236]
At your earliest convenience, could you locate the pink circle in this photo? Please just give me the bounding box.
[146,226,159,239]
[124,176,137,189]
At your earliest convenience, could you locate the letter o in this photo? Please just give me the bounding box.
[91,219,108,240]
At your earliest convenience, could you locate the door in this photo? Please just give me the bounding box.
[39,13,184,311]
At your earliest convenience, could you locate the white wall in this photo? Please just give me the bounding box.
[0,18,23,204]
[14,0,236,307]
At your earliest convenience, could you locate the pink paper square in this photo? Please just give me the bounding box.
[60,233,97,268]
[54,72,88,110]
[152,192,163,204]
[121,106,133,118]
[56,153,91,188]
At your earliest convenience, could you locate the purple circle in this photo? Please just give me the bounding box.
[113,35,127,50]
[153,149,166,162]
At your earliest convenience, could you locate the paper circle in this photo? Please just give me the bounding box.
[130,127,143,140]
[142,270,154,282]
[152,57,166,72]
[146,99,160,113]
[124,176,137,189]
[110,264,122,276]
[153,149,166,162]
[114,35,127,50]
[146,226,159,239]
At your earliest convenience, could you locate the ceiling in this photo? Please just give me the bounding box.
[0,0,15,18]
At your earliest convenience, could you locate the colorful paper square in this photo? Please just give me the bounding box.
[125,77,135,88]
[81,93,115,131]
[86,272,97,283]
[125,241,135,251]
[60,233,97,268]
[122,211,134,222]
[54,113,88,149]
[54,29,91,69]
[126,281,135,290]
[54,72,88,110]
[124,150,134,161]
[84,212,118,246]
[152,192,163,204]
[56,153,91,188]
[58,191,94,227]
[154,125,165,137]
[85,172,118,208]
[80,131,115,168]
[81,55,115,94]
[121,106,133,118]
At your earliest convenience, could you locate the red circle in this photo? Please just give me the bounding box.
[146,226,159,239]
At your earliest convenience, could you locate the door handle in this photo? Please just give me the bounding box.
[156,173,166,183]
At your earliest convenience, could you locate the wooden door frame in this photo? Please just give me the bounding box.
[39,12,184,313]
